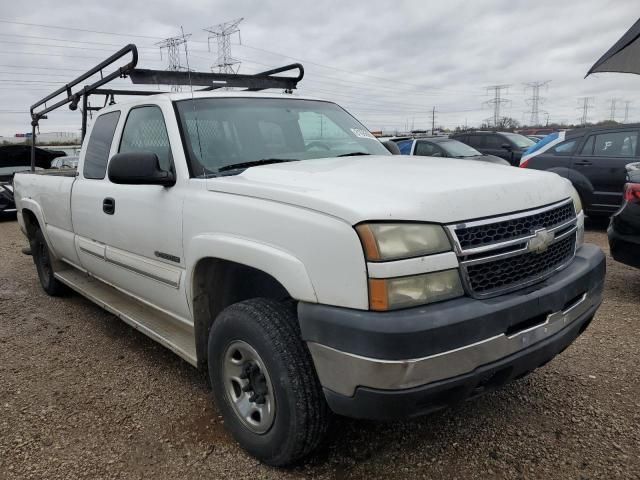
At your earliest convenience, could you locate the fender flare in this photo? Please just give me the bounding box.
[20,200,58,256]
[185,233,318,310]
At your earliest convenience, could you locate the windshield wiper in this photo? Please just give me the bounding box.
[217,158,296,173]
[337,152,371,157]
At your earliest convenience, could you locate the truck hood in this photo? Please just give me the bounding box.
[206,155,573,224]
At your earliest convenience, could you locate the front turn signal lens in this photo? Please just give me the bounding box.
[369,269,464,311]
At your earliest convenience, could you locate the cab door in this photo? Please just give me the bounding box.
[571,129,639,213]
[72,104,189,320]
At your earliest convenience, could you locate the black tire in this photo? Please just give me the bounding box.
[31,228,67,296]
[208,298,330,466]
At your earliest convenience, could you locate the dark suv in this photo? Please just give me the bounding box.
[520,125,639,217]
[451,131,536,166]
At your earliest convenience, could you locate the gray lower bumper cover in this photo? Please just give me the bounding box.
[299,244,605,399]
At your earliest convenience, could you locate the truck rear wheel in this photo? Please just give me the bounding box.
[31,228,67,296]
[207,298,329,466]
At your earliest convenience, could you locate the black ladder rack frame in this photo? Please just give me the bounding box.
[28,43,304,171]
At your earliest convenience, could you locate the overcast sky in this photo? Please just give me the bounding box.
[0,0,639,137]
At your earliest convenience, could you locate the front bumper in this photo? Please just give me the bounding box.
[298,244,605,420]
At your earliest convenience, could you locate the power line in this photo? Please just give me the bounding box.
[484,84,510,127]
[0,19,165,39]
[204,18,243,74]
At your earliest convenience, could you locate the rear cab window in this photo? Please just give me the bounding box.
[83,111,121,179]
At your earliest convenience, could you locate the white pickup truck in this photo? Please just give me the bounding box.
[14,90,605,465]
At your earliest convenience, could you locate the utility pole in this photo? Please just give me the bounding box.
[577,97,594,126]
[156,34,191,92]
[624,100,632,123]
[204,18,243,74]
[484,85,511,128]
[609,98,619,122]
[524,81,550,126]
[431,107,436,135]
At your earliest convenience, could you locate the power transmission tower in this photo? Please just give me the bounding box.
[431,107,436,135]
[577,97,594,126]
[624,100,632,123]
[204,18,243,74]
[524,81,550,126]
[156,34,191,92]
[484,85,511,128]
[608,98,620,122]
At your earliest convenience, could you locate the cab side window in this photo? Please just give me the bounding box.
[414,141,442,157]
[484,135,503,148]
[83,111,121,179]
[593,131,637,157]
[580,136,594,155]
[466,135,483,148]
[551,139,577,155]
[119,106,173,171]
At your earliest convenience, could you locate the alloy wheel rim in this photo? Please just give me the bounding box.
[222,340,275,434]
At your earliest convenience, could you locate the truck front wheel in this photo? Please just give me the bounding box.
[207,298,330,466]
[31,228,67,296]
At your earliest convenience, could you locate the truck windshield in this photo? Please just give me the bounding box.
[175,97,389,176]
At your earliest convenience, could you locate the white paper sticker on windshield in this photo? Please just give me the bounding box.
[350,128,377,140]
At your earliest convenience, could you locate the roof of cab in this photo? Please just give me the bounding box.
[97,90,329,113]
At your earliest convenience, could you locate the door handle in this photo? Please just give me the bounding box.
[103,197,115,215]
[574,161,592,166]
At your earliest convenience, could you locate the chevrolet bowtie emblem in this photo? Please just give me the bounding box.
[528,228,555,254]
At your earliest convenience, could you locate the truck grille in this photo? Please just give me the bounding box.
[455,202,575,249]
[465,233,576,295]
[447,199,578,298]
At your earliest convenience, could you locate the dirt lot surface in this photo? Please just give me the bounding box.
[0,215,638,479]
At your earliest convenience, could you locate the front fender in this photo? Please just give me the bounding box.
[185,233,318,310]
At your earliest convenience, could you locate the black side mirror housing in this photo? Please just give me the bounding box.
[108,151,175,186]
[501,143,512,150]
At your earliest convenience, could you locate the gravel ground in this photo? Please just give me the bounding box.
[0,215,638,480]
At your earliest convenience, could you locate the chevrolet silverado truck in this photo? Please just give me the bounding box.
[13,47,605,466]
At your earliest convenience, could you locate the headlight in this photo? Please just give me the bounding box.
[369,269,464,311]
[569,188,582,214]
[356,223,451,261]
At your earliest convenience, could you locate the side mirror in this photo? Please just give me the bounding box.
[501,143,512,150]
[108,151,175,186]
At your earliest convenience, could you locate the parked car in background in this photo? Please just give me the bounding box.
[0,145,64,214]
[451,131,536,166]
[51,156,79,169]
[395,137,510,165]
[519,125,640,217]
[608,162,640,268]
